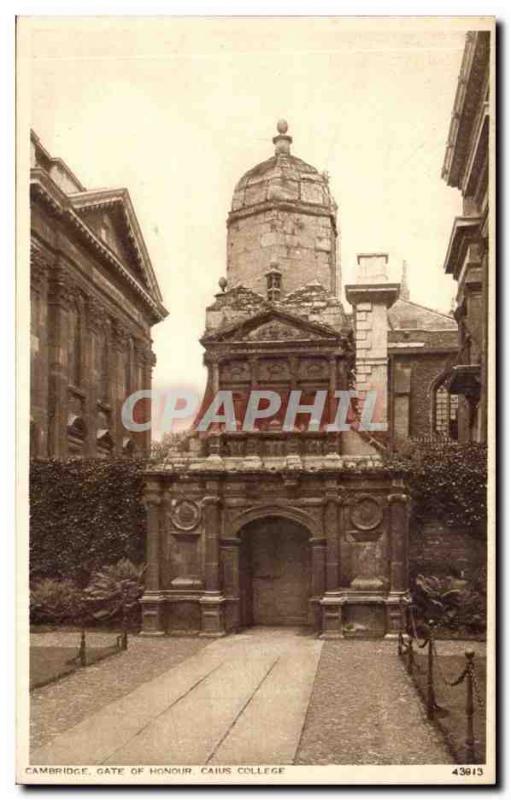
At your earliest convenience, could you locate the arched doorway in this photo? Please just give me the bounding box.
[238,516,312,628]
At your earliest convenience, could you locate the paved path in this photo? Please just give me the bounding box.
[31,630,454,766]
[31,629,322,766]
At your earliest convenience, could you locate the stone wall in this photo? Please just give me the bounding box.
[409,519,486,578]
[226,207,336,297]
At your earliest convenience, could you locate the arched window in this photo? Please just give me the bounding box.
[433,379,459,439]
[265,264,282,302]
[67,303,82,387]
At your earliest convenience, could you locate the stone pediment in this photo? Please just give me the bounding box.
[202,308,340,344]
[68,188,164,305]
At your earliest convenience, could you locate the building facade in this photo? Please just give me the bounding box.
[441,30,491,443]
[30,132,168,458]
[387,268,458,445]
[142,123,412,639]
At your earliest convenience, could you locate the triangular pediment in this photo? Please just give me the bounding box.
[202,307,340,344]
[69,188,163,305]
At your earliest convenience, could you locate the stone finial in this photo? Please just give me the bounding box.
[273,119,292,155]
[218,276,227,293]
[400,260,410,301]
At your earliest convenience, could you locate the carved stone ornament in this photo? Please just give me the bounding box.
[169,498,202,531]
[247,321,307,341]
[350,495,384,531]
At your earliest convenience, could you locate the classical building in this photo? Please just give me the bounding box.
[142,122,412,639]
[441,30,491,442]
[30,131,168,458]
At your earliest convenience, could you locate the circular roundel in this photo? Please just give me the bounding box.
[350,496,383,531]
[170,499,201,531]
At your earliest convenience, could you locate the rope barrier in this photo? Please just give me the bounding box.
[398,619,484,763]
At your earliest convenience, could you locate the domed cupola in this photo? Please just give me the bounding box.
[226,120,339,299]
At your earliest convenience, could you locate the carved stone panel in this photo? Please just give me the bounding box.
[169,498,201,532]
[298,358,329,380]
[258,358,290,382]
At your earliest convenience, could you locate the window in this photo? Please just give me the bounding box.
[434,381,459,439]
[266,265,282,301]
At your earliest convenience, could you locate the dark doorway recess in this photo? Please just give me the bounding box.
[239,516,312,627]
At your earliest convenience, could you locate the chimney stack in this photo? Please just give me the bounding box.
[345,254,400,429]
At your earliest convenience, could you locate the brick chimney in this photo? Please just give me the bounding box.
[345,254,400,429]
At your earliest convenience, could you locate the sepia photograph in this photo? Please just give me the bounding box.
[15,14,495,785]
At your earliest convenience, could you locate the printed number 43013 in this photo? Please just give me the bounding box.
[452,768,484,776]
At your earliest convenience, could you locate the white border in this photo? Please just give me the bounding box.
[3,3,506,797]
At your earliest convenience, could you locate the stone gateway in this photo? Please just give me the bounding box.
[142,122,410,639]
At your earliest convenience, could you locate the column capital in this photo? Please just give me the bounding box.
[387,492,409,505]
[143,483,162,507]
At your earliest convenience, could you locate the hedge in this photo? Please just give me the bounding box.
[30,458,147,586]
[385,440,488,533]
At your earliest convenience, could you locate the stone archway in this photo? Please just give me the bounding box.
[238,516,312,628]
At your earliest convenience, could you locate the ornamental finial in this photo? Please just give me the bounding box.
[273,119,292,155]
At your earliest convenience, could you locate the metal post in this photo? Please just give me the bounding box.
[427,622,435,719]
[79,629,87,667]
[465,649,476,763]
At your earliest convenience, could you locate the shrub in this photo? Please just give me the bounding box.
[30,578,86,625]
[411,568,486,634]
[85,559,145,635]
[30,458,147,586]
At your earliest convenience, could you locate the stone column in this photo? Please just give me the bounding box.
[84,299,100,457]
[324,485,339,592]
[30,247,50,457]
[385,491,410,638]
[47,262,71,458]
[219,537,240,632]
[140,480,165,635]
[111,320,129,455]
[320,484,343,638]
[310,537,326,631]
[328,354,337,424]
[387,492,409,593]
[200,483,225,636]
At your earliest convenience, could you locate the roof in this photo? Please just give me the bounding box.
[230,121,336,219]
[389,297,457,331]
[30,132,167,322]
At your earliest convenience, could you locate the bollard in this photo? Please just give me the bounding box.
[78,629,87,667]
[426,620,435,719]
[398,630,403,657]
[465,649,476,763]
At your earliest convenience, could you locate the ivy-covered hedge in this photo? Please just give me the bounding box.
[30,459,147,586]
[385,440,487,534]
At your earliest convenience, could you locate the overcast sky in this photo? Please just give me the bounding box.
[27,17,470,404]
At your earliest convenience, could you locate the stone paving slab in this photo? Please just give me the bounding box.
[31,631,460,767]
[210,636,322,764]
[31,629,322,766]
[30,636,207,752]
